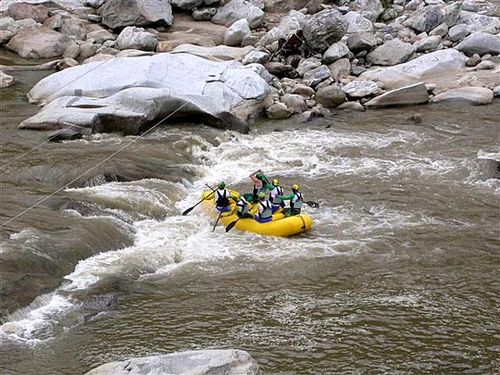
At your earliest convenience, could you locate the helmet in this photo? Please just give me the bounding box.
[218,181,226,189]
[292,184,300,191]
[258,191,266,199]
[272,178,279,186]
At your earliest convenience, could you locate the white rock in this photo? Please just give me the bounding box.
[456,32,500,56]
[242,49,269,65]
[360,48,468,89]
[101,0,173,29]
[281,93,307,113]
[84,350,260,375]
[448,24,471,42]
[224,18,251,46]
[431,86,494,105]
[171,44,254,61]
[458,11,500,34]
[343,80,380,97]
[350,0,384,22]
[365,82,428,107]
[115,26,157,51]
[303,65,331,87]
[367,39,414,66]
[344,11,373,33]
[414,35,442,52]
[0,70,15,88]
[22,53,270,133]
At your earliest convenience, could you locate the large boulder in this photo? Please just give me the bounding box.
[347,31,377,53]
[367,39,414,66]
[302,9,348,51]
[84,350,260,375]
[455,32,500,56]
[431,86,494,105]
[365,82,429,107]
[21,53,270,133]
[101,0,173,30]
[211,0,264,29]
[115,26,157,51]
[6,26,72,58]
[403,5,444,33]
[360,48,467,89]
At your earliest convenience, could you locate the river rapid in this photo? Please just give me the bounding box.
[0,68,499,374]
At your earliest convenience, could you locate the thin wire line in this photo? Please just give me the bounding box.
[0,58,113,173]
[0,101,189,229]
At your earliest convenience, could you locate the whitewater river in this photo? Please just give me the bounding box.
[0,68,499,374]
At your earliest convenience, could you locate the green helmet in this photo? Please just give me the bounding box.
[258,191,266,199]
[218,181,226,189]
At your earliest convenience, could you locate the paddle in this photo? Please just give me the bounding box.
[182,185,216,216]
[225,218,240,233]
[305,201,320,208]
[212,210,224,231]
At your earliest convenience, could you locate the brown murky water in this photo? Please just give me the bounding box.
[0,62,499,374]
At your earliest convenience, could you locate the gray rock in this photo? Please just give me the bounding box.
[328,58,351,80]
[267,102,292,118]
[493,86,500,97]
[343,80,380,97]
[347,32,377,53]
[211,0,265,29]
[291,84,315,98]
[302,8,348,51]
[101,0,173,29]
[79,42,100,59]
[84,350,260,375]
[458,11,500,34]
[466,53,481,67]
[6,26,71,58]
[367,39,414,66]
[87,29,115,44]
[0,70,15,89]
[48,128,83,142]
[344,11,373,33]
[63,43,80,59]
[281,93,307,113]
[350,0,384,22]
[85,0,106,9]
[296,57,322,77]
[303,65,331,87]
[87,14,101,23]
[429,23,448,37]
[171,0,204,10]
[0,17,19,32]
[264,61,292,75]
[338,101,365,110]
[381,8,399,22]
[22,53,271,134]
[406,0,424,12]
[448,24,470,42]
[315,84,346,107]
[476,60,495,70]
[224,18,251,46]
[351,65,367,76]
[44,14,86,40]
[404,5,443,33]
[0,29,15,44]
[244,63,273,82]
[360,48,467,89]
[242,50,269,65]
[192,7,217,21]
[365,82,428,107]
[414,35,442,52]
[456,32,500,56]
[431,86,494,105]
[115,27,157,51]
[441,2,462,28]
[323,42,349,64]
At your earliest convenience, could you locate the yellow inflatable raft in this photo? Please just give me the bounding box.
[201,190,313,237]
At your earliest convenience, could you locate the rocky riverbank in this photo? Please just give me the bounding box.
[0,0,499,136]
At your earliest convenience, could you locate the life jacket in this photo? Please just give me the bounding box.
[215,188,230,208]
[269,186,284,205]
[236,196,250,215]
[290,192,303,211]
[258,199,272,220]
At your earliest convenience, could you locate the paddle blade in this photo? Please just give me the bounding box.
[226,219,239,232]
[305,201,320,208]
[182,206,195,216]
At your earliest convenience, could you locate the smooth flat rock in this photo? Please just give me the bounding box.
[85,350,260,375]
[22,53,270,133]
[365,82,429,107]
[431,86,494,105]
[360,48,467,89]
[100,0,173,29]
[171,44,253,61]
